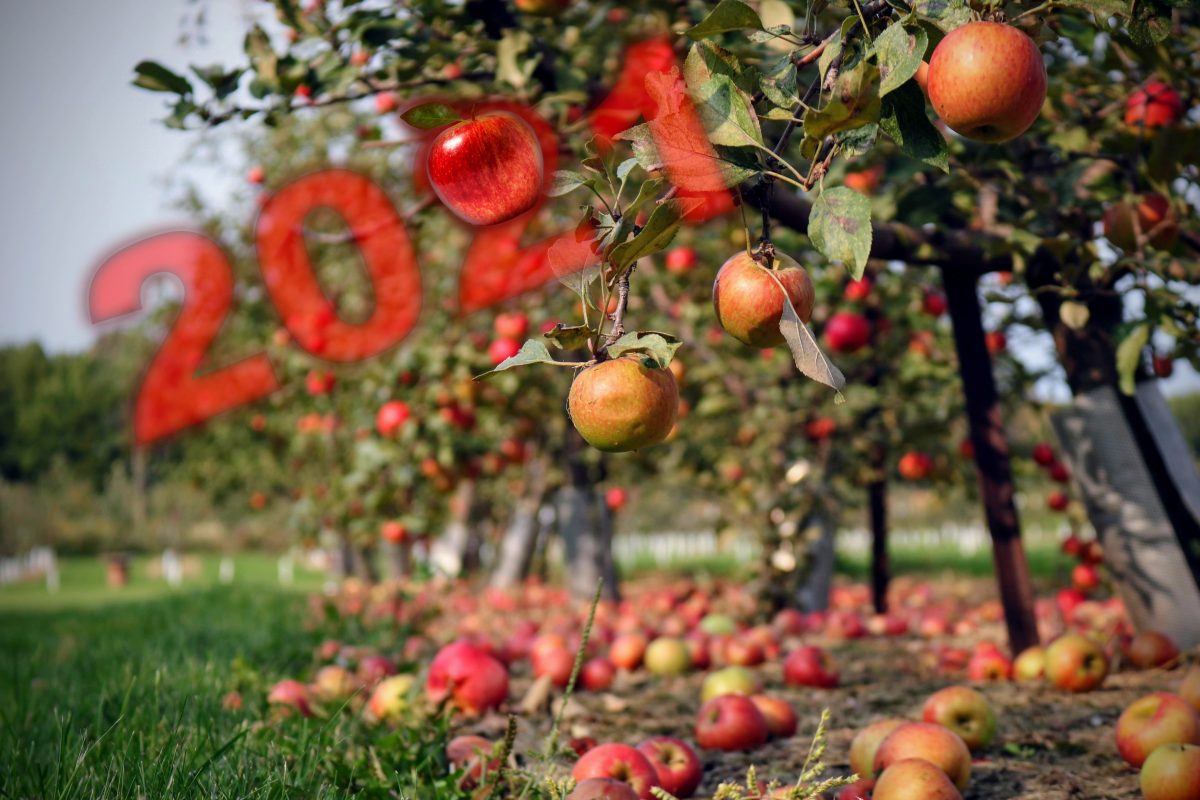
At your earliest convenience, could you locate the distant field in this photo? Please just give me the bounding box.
[0,551,326,612]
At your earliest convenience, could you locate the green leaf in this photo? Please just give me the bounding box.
[775,282,846,401]
[616,158,639,182]
[808,187,873,279]
[836,123,880,157]
[693,74,764,148]
[244,25,278,83]
[759,51,799,108]
[1059,301,1090,331]
[609,199,699,270]
[476,340,557,379]
[911,0,974,31]
[684,41,754,94]
[878,80,949,172]
[803,57,881,140]
[543,324,593,350]
[606,332,682,369]
[686,0,764,39]
[190,65,245,100]
[1115,324,1149,395]
[623,177,667,220]
[875,23,928,96]
[400,103,463,129]
[547,170,590,197]
[132,61,193,95]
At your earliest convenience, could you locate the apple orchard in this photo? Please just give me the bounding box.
[97,0,1200,798]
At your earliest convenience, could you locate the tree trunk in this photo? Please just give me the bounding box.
[351,544,378,584]
[797,508,837,612]
[433,478,477,577]
[491,458,549,589]
[383,541,410,581]
[942,265,1040,654]
[131,446,147,542]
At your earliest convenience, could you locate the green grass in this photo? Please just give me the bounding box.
[0,552,325,612]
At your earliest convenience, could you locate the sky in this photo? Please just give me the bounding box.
[0,0,254,354]
[0,1,1195,401]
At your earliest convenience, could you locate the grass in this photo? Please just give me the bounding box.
[0,551,325,612]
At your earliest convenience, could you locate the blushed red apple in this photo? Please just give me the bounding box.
[427,112,543,226]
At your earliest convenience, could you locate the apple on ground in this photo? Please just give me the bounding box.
[532,643,575,687]
[1044,633,1108,692]
[1140,743,1200,800]
[636,736,703,798]
[357,654,396,685]
[609,633,649,671]
[567,778,640,800]
[724,638,766,667]
[1125,631,1180,669]
[425,641,509,715]
[967,650,1012,682]
[849,718,906,779]
[1179,667,1200,713]
[312,665,357,702]
[571,743,661,800]
[366,674,414,722]
[873,758,964,800]
[712,251,815,348]
[926,21,1046,143]
[1115,692,1200,768]
[701,665,761,702]
[694,694,770,752]
[873,722,972,791]
[750,695,798,739]
[783,645,839,688]
[1012,646,1045,682]
[446,735,499,789]
[922,686,997,751]
[580,657,616,692]
[835,778,877,800]
[268,678,314,717]
[644,637,691,676]
[427,112,543,226]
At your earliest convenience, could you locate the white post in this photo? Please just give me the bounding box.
[218,556,235,585]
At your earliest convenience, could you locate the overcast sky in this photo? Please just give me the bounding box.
[0,1,1195,400]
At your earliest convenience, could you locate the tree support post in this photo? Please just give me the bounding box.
[868,474,889,615]
[941,265,1040,654]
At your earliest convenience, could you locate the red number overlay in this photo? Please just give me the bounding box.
[92,40,737,444]
[256,169,421,361]
[89,232,280,445]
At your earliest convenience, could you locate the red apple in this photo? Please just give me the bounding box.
[1044,633,1108,692]
[381,520,408,544]
[606,487,628,512]
[665,247,697,275]
[425,641,509,714]
[489,337,522,365]
[750,695,798,739]
[609,633,648,671]
[247,165,265,184]
[1140,743,1200,800]
[844,277,872,301]
[873,758,963,800]
[784,645,839,688]
[873,722,971,791]
[985,330,1007,355]
[1072,563,1101,594]
[1047,490,1069,512]
[580,657,616,692]
[1048,461,1071,483]
[1032,442,1056,466]
[375,92,398,114]
[636,737,703,798]
[926,21,1046,143]
[713,251,815,348]
[494,311,529,339]
[1126,631,1180,669]
[572,744,661,800]
[532,643,575,687]
[1116,692,1200,768]
[268,678,314,717]
[824,312,872,354]
[898,452,933,481]
[1154,355,1175,378]
[966,650,1011,682]
[922,292,948,317]
[376,400,411,436]
[447,735,499,789]
[724,638,766,667]
[1126,81,1184,129]
[836,778,877,800]
[694,694,770,751]
[427,112,543,226]
[922,686,997,751]
[568,778,640,800]
[850,719,906,779]
[357,654,396,686]
[568,358,678,452]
